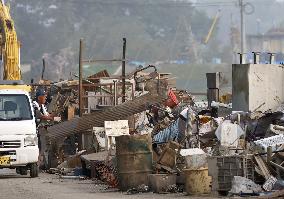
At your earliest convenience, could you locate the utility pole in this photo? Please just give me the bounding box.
[79,39,83,117]
[41,58,46,80]
[122,38,126,103]
[239,0,246,54]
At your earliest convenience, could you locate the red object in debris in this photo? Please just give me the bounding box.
[165,89,179,108]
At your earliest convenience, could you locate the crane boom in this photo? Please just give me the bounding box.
[204,9,220,45]
[0,1,21,80]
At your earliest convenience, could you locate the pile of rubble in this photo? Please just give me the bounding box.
[36,64,284,198]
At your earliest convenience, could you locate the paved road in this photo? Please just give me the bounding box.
[0,169,215,199]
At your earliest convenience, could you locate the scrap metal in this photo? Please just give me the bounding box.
[46,93,165,140]
[92,160,118,188]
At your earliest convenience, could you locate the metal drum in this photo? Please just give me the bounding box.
[184,167,212,195]
[116,134,153,191]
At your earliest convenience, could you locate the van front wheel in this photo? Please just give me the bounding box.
[30,163,39,178]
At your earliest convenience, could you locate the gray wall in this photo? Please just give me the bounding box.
[232,64,284,112]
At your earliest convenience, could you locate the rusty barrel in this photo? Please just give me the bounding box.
[116,134,153,191]
[184,167,212,195]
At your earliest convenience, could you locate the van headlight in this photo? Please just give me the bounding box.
[24,135,38,146]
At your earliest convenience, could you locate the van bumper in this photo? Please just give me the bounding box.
[0,146,39,167]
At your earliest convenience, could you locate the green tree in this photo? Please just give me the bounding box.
[8,0,216,81]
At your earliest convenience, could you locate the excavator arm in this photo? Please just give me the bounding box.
[0,0,21,80]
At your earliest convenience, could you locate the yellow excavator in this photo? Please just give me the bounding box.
[0,1,39,178]
[0,1,30,91]
[0,0,21,80]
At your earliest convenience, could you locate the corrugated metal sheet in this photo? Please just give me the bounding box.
[46,93,164,140]
[153,118,180,144]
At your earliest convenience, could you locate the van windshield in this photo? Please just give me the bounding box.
[0,94,33,121]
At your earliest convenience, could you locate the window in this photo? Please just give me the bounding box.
[0,94,33,120]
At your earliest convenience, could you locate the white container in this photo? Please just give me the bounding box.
[180,148,207,169]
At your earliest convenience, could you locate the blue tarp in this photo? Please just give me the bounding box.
[153,118,180,144]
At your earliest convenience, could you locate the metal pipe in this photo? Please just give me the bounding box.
[238,53,246,64]
[122,38,126,103]
[268,53,276,64]
[79,39,84,117]
[252,52,260,64]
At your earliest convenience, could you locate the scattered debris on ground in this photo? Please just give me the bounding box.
[35,63,284,198]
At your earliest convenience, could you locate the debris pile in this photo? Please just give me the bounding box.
[36,64,284,197]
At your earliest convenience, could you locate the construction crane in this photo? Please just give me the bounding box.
[204,9,221,45]
[0,0,21,80]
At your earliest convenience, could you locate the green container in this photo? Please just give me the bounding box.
[116,134,153,191]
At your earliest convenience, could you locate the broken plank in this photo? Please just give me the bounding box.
[254,156,271,180]
[270,161,284,172]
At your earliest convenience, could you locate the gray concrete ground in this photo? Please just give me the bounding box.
[0,169,217,199]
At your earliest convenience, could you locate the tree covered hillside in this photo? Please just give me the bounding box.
[8,0,221,81]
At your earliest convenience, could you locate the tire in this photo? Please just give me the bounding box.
[30,163,39,178]
[20,168,28,175]
[16,167,27,175]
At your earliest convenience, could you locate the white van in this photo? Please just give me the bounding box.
[0,88,39,177]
